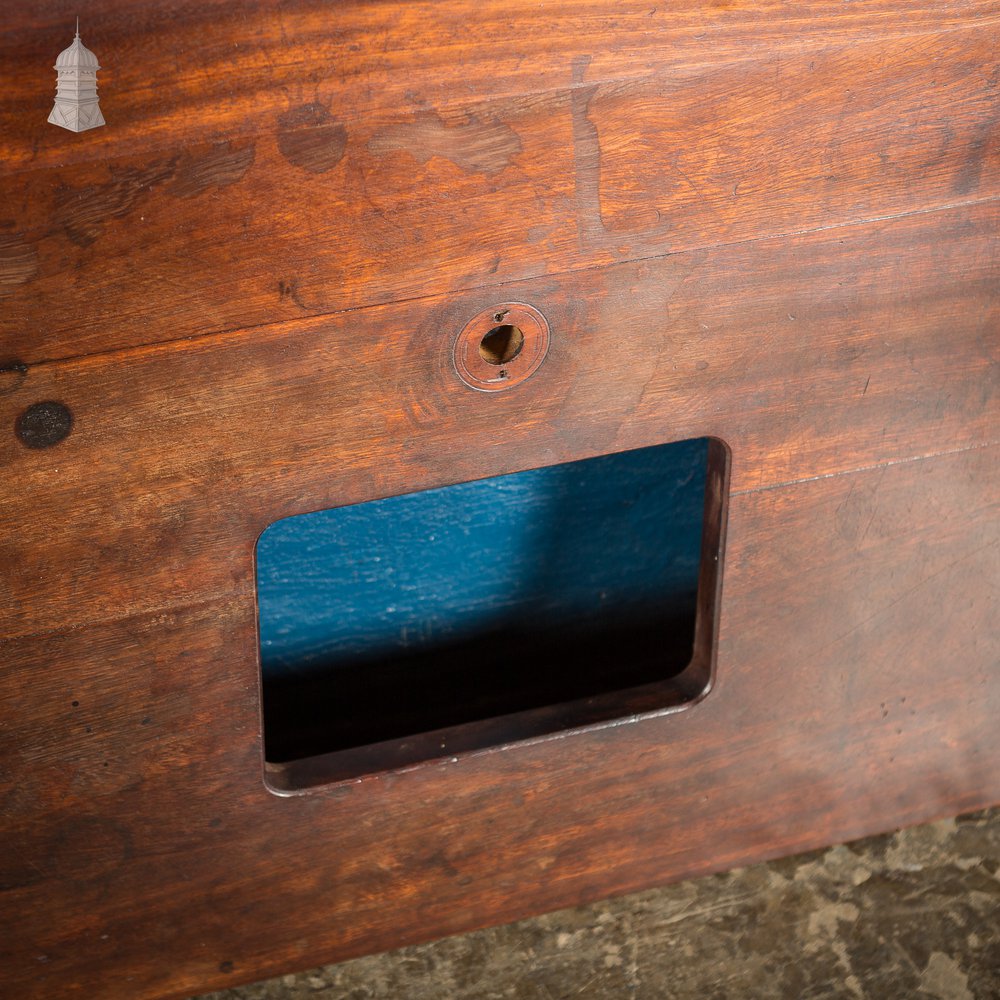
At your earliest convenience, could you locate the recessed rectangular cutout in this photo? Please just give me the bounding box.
[257,437,729,792]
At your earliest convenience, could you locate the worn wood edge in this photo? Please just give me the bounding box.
[173,802,1000,1000]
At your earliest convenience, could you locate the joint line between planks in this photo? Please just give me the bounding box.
[731,440,1000,498]
[12,193,1000,374]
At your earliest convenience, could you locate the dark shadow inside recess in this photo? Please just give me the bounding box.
[256,437,729,790]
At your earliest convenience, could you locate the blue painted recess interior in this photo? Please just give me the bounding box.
[257,437,709,686]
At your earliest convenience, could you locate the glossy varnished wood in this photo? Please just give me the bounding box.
[2,7,999,362]
[1,2,998,998]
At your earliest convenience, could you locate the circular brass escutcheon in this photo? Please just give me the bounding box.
[454,302,550,392]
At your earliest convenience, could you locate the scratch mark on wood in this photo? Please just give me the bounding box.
[816,538,998,656]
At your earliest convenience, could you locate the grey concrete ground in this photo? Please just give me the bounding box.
[197,808,999,1000]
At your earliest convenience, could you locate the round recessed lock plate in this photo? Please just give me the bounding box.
[454,302,550,392]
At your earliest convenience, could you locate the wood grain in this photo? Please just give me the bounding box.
[0,2,997,998]
[1,446,996,1000]
[5,2,999,174]
[2,201,995,639]
[1,15,998,363]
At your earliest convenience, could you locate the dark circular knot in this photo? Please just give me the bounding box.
[15,401,73,449]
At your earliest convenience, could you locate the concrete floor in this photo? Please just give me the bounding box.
[197,808,999,1000]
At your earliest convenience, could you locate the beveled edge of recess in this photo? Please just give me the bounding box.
[262,437,731,794]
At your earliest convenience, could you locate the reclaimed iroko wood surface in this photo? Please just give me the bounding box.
[1,2,998,998]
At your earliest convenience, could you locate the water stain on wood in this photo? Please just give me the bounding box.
[167,141,256,199]
[951,116,997,196]
[0,235,39,295]
[52,142,257,247]
[277,277,310,310]
[45,816,133,884]
[1,3,998,997]
[570,55,607,245]
[277,104,348,174]
[369,111,522,176]
[571,55,674,250]
[54,161,175,247]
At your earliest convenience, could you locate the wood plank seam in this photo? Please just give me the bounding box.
[5,193,997,371]
[731,439,1000,497]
